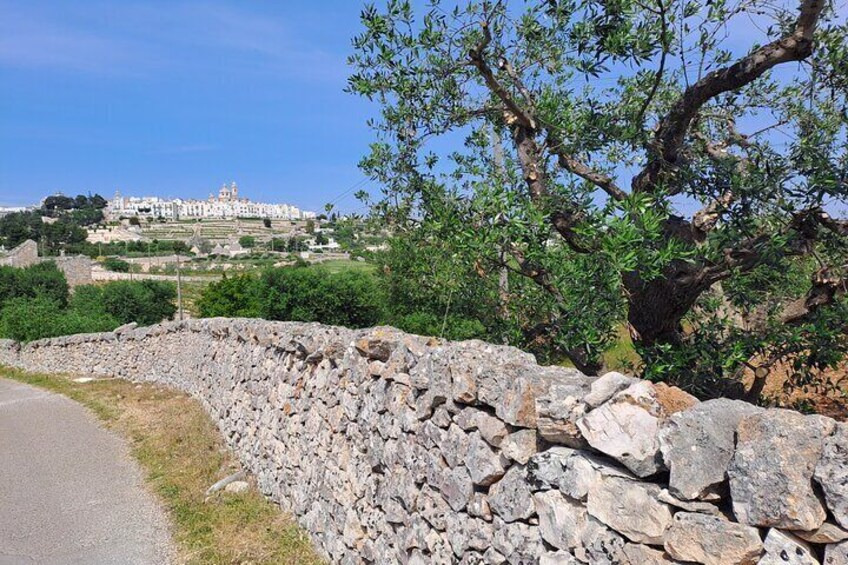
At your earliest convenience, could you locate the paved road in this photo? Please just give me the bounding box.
[0,379,173,564]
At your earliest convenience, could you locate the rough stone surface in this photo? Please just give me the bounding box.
[815,423,848,529]
[796,522,848,544]
[621,543,681,564]
[730,409,835,530]
[664,512,763,565]
[584,372,639,408]
[659,399,761,500]
[533,489,587,551]
[577,381,696,477]
[826,540,848,565]
[586,476,673,545]
[0,318,841,564]
[487,465,535,523]
[758,529,818,565]
[539,550,579,564]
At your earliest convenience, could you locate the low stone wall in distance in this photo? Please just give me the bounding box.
[1,319,846,564]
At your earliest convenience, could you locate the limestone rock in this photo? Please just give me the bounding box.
[533,489,587,550]
[825,540,848,565]
[468,492,492,522]
[664,512,763,565]
[658,489,723,516]
[577,381,696,477]
[488,465,535,523]
[796,522,848,544]
[500,430,539,465]
[539,551,579,564]
[527,447,576,491]
[730,410,835,530]
[659,399,761,500]
[586,476,673,545]
[465,432,506,486]
[454,408,509,448]
[223,480,250,494]
[621,543,681,564]
[535,377,593,447]
[815,423,848,529]
[439,465,473,511]
[758,529,817,565]
[561,450,632,501]
[584,372,639,408]
[575,517,626,565]
[491,518,544,564]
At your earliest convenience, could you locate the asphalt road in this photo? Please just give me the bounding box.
[0,379,173,564]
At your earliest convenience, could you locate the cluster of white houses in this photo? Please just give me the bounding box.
[107,183,316,220]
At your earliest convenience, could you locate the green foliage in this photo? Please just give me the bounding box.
[0,297,117,342]
[98,281,177,326]
[197,266,386,329]
[0,262,68,310]
[392,312,487,341]
[348,0,848,394]
[196,274,262,318]
[238,235,256,249]
[260,267,385,328]
[102,257,131,272]
[68,281,177,327]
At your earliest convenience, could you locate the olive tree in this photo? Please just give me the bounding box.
[349,0,848,396]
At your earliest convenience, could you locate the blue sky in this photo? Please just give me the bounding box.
[0,1,376,211]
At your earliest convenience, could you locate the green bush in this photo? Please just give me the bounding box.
[0,297,118,342]
[196,266,386,329]
[0,262,68,310]
[196,274,261,318]
[100,281,177,326]
[102,257,131,272]
[260,267,385,328]
[391,312,487,341]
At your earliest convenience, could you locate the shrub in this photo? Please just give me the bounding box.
[391,312,487,341]
[0,297,117,342]
[0,262,68,310]
[259,267,385,328]
[196,274,261,318]
[99,281,177,326]
[71,281,177,326]
[102,257,131,272]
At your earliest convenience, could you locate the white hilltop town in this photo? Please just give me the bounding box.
[107,182,316,221]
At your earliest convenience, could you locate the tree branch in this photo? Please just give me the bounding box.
[632,0,826,194]
[468,21,536,130]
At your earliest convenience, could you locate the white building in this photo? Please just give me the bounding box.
[108,182,316,221]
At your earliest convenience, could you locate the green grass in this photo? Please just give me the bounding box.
[1,368,323,565]
[313,258,376,274]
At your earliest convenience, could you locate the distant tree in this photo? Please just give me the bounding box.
[259,267,386,328]
[96,280,177,326]
[196,274,262,318]
[305,219,315,234]
[350,0,848,396]
[314,232,329,246]
[0,262,68,310]
[263,218,272,228]
[0,297,116,342]
[42,195,75,212]
[128,216,141,226]
[239,235,257,248]
[102,257,131,273]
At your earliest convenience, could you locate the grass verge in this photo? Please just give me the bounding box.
[0,367,323,565]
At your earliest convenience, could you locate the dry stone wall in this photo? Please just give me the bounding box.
[1,318,846,565]
[0,239,92,287]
